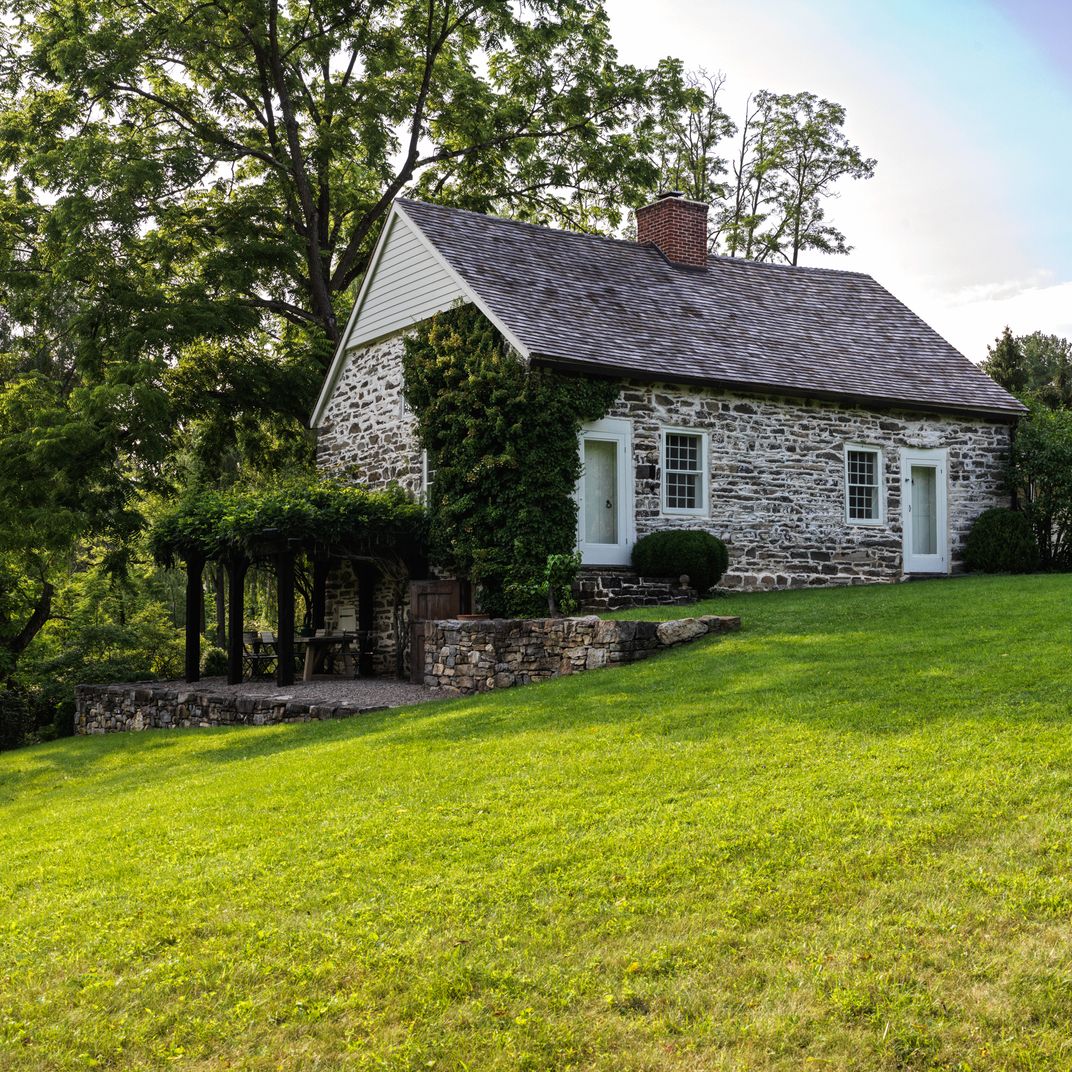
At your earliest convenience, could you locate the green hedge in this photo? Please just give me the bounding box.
[964,508,1039,573]
[632,530,729,593]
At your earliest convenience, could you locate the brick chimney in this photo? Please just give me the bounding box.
[635,191,709,269]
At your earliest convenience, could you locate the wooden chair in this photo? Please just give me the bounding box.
[242,630,277,679]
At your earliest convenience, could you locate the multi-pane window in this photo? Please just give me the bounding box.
[662,430,707,514]
[845,446,882,523]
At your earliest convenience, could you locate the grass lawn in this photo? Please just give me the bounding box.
[4,575,1072,1071]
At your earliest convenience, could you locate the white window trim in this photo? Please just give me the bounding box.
[660,426,710,517]
[420,448,432,505]
[843,443,885,527]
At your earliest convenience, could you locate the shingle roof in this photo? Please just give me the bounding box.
[396,198,1025,419]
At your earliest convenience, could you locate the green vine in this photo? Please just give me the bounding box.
[402,305,617,616]
[149,476,426,566]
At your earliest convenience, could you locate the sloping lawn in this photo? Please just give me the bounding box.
[4,575,1072,1071]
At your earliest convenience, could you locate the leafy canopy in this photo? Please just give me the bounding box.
[149,477,426,565]
[651,74,876,264]
[983,327,1072,409]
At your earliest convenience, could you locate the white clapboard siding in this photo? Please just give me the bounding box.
[342,211,464,350]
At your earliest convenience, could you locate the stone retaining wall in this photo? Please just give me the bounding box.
[75,684,390,735]
[575,567,698,611]
[422,613,740,695]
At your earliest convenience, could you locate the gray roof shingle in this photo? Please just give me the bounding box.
[397,198,1025,419]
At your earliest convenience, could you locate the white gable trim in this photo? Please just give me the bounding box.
[310,199,531,428]
[393,200,531,360]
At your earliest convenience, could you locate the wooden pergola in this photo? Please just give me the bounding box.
[150,479,427,690]
[181,540,389,687]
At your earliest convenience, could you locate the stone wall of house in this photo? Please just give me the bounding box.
[422,613,740,695]
[316,335,422,492]
[315,333,1013,593]
[575,567,697,611]
[323,557,410,677]
[75,683,392,734]
[605,380,1013,589]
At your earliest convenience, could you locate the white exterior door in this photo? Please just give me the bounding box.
[901,448,948,574]
[577,418,633,566]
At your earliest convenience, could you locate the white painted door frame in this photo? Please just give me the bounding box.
[901,447,949,574]
[577,418,634,566]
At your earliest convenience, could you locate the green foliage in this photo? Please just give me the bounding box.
[7,577,1072,1067]
[504,553,583,618]
[983,327,1072,408]
[0,690,32,751]
[149,476,425,565]
[1009,406,1072,568]
[201,647,229,677]
[652,78,876,263]
[402,307,616,616]
[963,509,1039,574]
[632,529,729,592]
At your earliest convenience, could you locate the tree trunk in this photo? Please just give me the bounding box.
[3,581,54,671]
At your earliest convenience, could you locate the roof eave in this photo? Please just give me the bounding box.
[528,353,1026,423]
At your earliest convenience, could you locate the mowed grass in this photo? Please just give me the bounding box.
[4,577,1072,1071]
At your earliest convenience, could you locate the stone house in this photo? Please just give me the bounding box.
[312,193,1024,669]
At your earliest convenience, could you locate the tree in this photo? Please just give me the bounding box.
[1009,406,1072,569]
[0,0,681,678]
[1,0,678,357]
[983,327,1029,396]
[652,78,876,264]
[651,68,735,210]
[983,328,1072,407]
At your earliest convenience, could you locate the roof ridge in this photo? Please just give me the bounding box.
[396,197,874,280]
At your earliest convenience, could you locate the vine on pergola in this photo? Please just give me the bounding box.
[149,477,427,567]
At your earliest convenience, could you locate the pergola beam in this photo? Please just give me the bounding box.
[226,555,249,686]
[183,553,204,683]
[275,550,296,687]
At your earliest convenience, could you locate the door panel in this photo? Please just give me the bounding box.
[577,419,633,566]
[901,450,948,573]
[583,439,619,545]
[910,465,938,556]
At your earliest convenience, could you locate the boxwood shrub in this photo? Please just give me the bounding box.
[632,530,729,593]
[964,508,1039,573]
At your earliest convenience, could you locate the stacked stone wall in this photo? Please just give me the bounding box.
[75,684,390,734]
[316,336,423,492]
[575,568,697,611]
[422,613,740,695]
[606,380,1011,589]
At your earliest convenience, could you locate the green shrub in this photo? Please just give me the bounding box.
[201,646,229,676]
[1010,406,1072,568]
[503,553,581,618]
[964,508,1039,573]
[632,530,729,593]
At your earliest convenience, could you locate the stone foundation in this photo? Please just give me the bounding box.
[575,567,698,611]
[75,684,391,735]
[422,613,740,695]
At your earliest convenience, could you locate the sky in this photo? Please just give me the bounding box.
[605,0,1072,363]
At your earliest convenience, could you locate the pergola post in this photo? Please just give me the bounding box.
[311,556,329,632]
[356,562,376,677]
[226,554,248,685]
[276,549,296,687]
[184,553,204,683]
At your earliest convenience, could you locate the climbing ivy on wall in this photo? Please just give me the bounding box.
[402,305,618,616]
